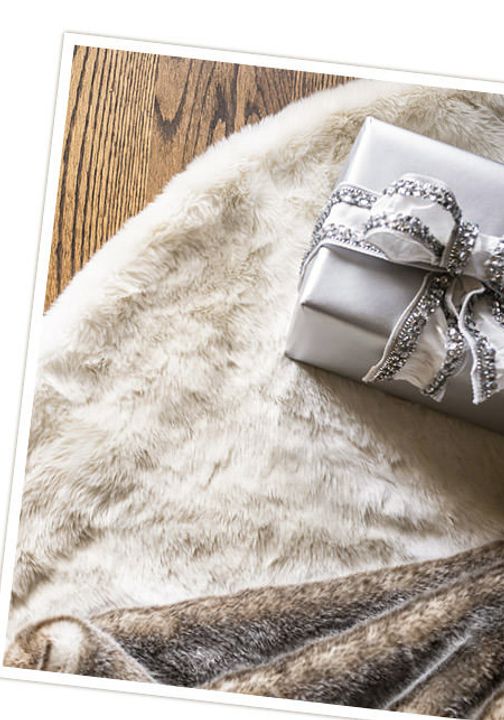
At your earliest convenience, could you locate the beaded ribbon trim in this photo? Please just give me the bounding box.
[301,175,504,404]
[331,184,378,210]
[314,224,385,258]
[463,295,498,402]
[302,180,455,273]
[370,274,450,382]
[492,296,504,327]
[487,238,504,293]
[384,177,462,223]
[301,185,379,272]
[311,185,377,242]
[443,221,479,275]
[364,213,444,260]
[306,178,473,276]
[421,304,466,401]
[304,178,465,275]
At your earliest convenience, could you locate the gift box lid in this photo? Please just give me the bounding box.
[286,117,504,434]
[342,117,504,235]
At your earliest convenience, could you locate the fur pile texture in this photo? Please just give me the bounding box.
[6,542,504,718]
[8,79,504,646]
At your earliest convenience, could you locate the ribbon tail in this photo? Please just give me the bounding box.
[458,287,504,405]
[363,273,458,397]
[420,284,466,401]
[363,275,469,401]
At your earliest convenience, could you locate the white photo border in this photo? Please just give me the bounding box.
[1,31,504,720]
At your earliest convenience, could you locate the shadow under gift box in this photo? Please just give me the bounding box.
[285,117,504,435]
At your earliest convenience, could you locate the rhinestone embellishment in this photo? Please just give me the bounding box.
[463,296,498,402]
[316,224,385,258]
[487,238,504,293]
[421,309,466,400]
[444,221,479,275]
[364,213,444,260]
[331,184,378,209]
[492,296,504,327]
[301,184,382,273]
[384,177,462,223]
[301,175,504,405]
[372,274,450,382]
[310,184,378,248]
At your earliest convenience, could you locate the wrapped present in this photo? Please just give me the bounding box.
[285,117,504,434]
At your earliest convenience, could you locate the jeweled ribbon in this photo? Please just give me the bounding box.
[301,174,504,404]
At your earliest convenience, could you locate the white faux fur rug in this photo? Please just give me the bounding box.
[9,79,504,641]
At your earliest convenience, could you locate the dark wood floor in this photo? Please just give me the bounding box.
[46,46,353,309]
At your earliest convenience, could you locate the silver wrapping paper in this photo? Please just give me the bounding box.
[285,117,504,434]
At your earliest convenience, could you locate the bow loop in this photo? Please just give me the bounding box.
[368,174,457,263]
[302,173,504,405]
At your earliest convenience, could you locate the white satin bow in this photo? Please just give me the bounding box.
[301,174,504,405]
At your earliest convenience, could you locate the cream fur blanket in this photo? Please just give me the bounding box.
[9,79,504,641]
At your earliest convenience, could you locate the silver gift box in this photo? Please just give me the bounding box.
[285,117,504,434]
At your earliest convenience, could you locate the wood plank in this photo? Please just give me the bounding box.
[146,57,352,201]
[46,48,352,309]
[46,47,159,308]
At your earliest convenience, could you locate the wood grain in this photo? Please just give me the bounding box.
[46,47,352,309]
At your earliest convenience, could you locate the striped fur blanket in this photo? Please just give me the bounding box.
[6,541,504,718]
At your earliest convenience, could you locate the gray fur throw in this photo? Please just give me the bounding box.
[6,542,504,718]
